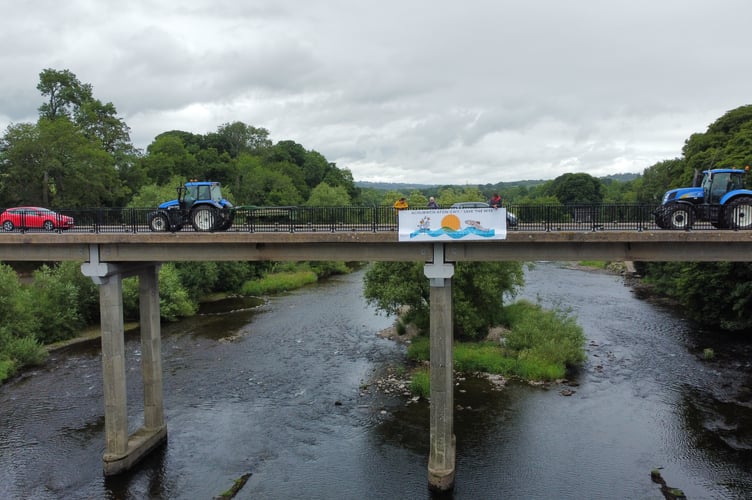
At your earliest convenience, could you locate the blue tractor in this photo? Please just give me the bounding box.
[654,167,752,230]
[148,181,235,232]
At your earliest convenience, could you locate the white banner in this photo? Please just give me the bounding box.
[398,208,508,242]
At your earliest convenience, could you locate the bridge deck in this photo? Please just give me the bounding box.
[1,230,751,262]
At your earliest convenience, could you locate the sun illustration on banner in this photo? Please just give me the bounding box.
[441,214,461,231]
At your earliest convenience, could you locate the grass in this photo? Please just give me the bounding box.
[404,299,586,396]
[240,270,318,295]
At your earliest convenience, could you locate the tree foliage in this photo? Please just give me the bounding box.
[363,261,525,340]
[547,172,604,205]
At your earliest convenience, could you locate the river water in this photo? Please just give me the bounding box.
[1,263,751,499]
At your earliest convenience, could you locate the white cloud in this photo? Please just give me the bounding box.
[1,0,750,185]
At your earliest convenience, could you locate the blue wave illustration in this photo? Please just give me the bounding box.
[409,227,495,239]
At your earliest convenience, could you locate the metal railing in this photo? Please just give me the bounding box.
[0,204,729,233]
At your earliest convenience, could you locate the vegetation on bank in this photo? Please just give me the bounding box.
[404,300,587,396]
[364,260,588,394]
[0,260,354,384]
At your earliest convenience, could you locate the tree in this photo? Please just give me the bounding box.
[0,119,124,207]
[643,261,752,331]
[547,173,604,205]
[235,163,302,205]
[306,182,351,206]
[364,261,524,340]
[640,105,752,332]
[211,122,272,157]
[637,158,686,204]
[141,134,199,185]
[75,98,134,157]
[37,68,93,120]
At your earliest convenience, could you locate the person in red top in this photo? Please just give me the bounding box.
[488,193,502,208]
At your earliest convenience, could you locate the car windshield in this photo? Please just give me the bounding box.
[451,202,488,208]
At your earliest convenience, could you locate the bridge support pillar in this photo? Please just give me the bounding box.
[424,244,456,492]
[82,247,166,475]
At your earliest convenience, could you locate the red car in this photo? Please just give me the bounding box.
[0,206,75,231]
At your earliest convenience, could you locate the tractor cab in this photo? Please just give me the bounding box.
[702,170,746,204]
[178,182,228,210]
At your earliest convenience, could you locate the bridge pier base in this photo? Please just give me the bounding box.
[82,249,166,475]
[424,244,456,492]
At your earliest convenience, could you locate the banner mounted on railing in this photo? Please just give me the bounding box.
[398,208,507,242]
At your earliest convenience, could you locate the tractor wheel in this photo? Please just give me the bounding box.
[2,220,14,231]
[148,212,170,232]
[666,204,694,230]
[217,218,233,231]
[653,211,667,229]
[191,206,218,232]
[725,196,752,230]
[216,210,235,231]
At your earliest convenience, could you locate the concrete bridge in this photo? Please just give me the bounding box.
[2,229,751,492]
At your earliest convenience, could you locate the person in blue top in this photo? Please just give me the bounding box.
[427,196,439,209]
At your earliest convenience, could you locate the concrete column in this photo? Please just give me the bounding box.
[99,273,129,460]
[139,265,164,429]
[424,244,456,492]
[82,248,168,475]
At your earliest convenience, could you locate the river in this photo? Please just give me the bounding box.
[1,263,751,499]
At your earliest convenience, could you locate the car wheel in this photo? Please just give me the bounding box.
[2,220,14,231]
[43,220,55,231]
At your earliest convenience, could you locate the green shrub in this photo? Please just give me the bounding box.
[309,261,351,278]
[406,335,430,361]
[174,261,220,301]
[504,299,586,371]
[7,336,47,367]
[395,319,407,336]
[0,357,16,382]
[0,264,37,340]
[404,299,585,382]
[123,263,197,322]
[214,262,265,292]
[51,262,100,324]
[28,265,84,344]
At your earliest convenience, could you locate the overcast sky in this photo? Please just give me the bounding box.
[1,1,750,185]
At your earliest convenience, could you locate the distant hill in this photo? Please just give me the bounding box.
[600,173,640,182]
[355,181,439,191]
[356,173,640,191]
